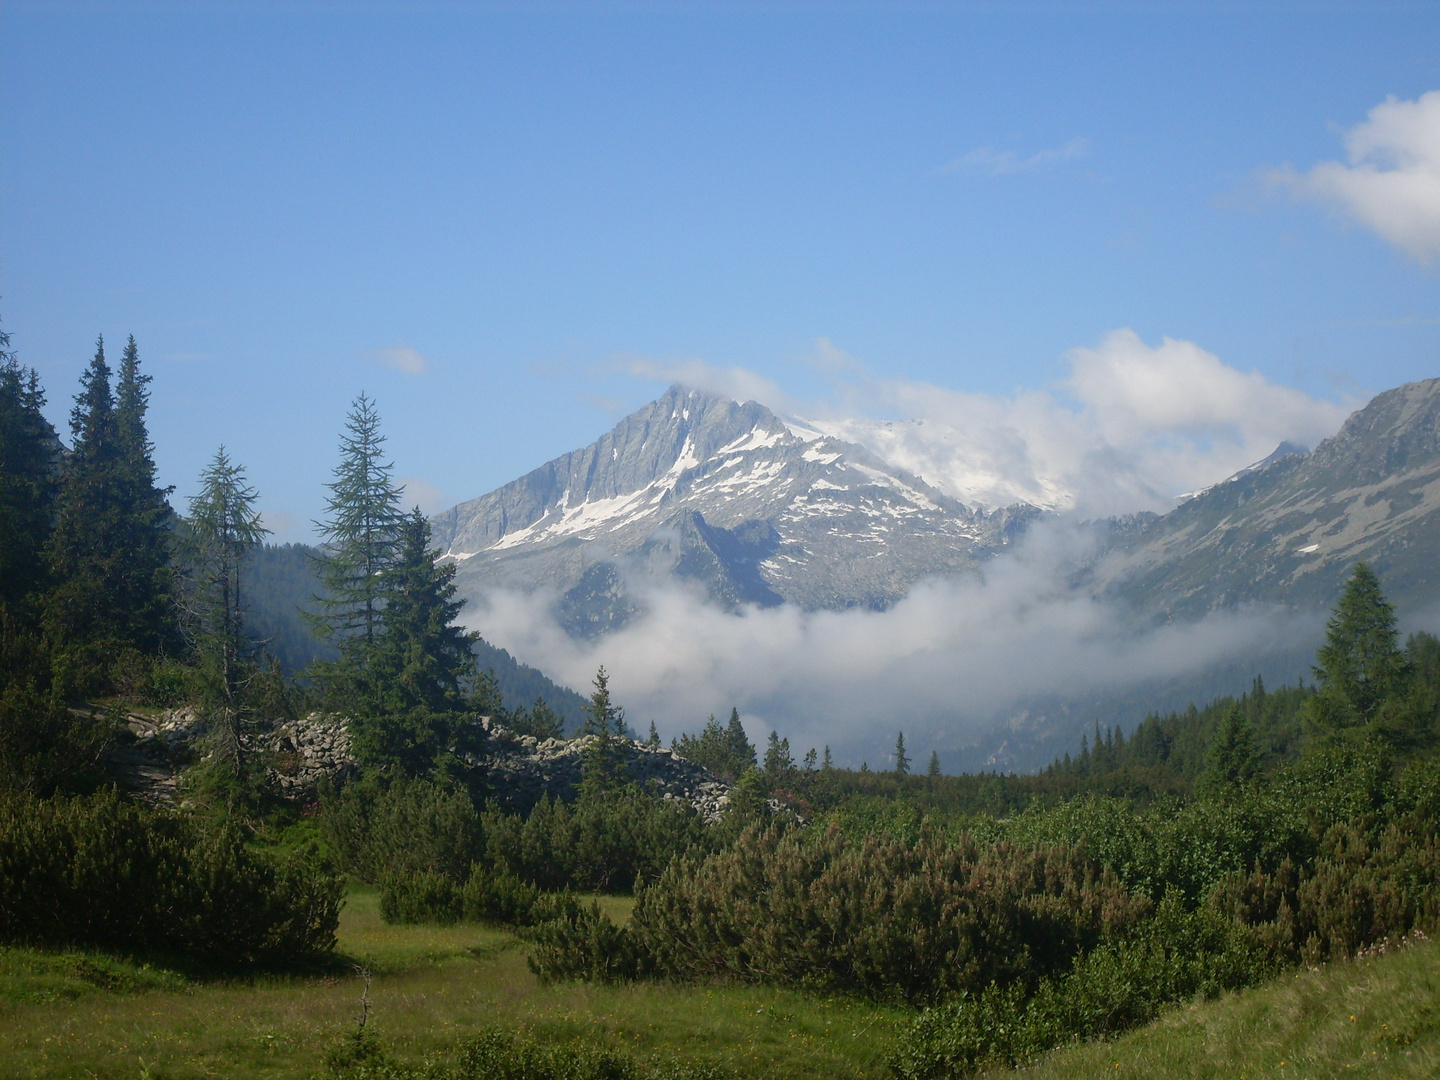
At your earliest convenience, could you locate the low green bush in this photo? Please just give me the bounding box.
[0,790,341,966]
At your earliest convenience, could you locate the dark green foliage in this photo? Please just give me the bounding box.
[531,822,1146,1004]
[762,730,793,780]
[321,777,485,886]
[44,337,176,689]
[482,786,710,895]
[1310,562,1410,734]
[1197,705,1260,794]
[506,696,565,741]
[893,893,1270,1078]
[579,667,625,792]
[0,324,59,618]
[348,510,479,777]
[670,708,756,780]
[0,790,341,965]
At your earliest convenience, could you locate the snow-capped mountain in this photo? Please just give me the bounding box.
[430,385,1037,632]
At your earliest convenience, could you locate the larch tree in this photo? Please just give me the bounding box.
[311,394,404,691]
[186,447,268,779]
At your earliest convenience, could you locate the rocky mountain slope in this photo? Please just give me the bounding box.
[431,385,1036,631]
[1097,376,1440,619]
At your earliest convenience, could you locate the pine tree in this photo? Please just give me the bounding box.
[927,750,941,778]
[312,394,403,662]
[822,745,833,770]
[894,730,910,775]
[647,721,661,748]
[803,747,817,771]
[0,323,59,616]
[1309,562,1410,734]
[351,508,478,775]
[185,447,268,779]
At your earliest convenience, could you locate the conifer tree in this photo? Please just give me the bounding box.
[186,447,268,779]
[763,731,793,777]
[1309,562,1410,734]
[44,338,125,677]
[894,730,910,775]
[113,335,176,655]
[580,666,624,790]
[803,747,817,771]
[725,706,756,772]
[0,323,59,616]
[312,394,403,662]
[822,745,833,770]
[647,720,660,748]
[350,508,478,775]
[927,750,941,778]
[1198,705,1260,793]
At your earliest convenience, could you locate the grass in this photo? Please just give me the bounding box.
[6,889,1435,1079]
[0,886,905,1080]
[1020,936,1440,1080]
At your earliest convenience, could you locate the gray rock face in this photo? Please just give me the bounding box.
[475,717,733,821]
[430,385,1036,629]
[1097,377,1440,617]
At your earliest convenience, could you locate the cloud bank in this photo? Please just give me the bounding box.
[467,520,1318,769]
[1272,89,1440,263]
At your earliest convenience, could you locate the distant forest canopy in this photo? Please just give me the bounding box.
[245,542,588,732]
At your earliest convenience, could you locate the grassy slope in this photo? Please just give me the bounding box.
[1021,937,1440,1080]
[0,887,904,1080]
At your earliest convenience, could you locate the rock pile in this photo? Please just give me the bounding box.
[106,710,731,819]
[475,717,732,820]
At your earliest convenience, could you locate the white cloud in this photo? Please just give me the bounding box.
[945,137,1089,177]
[1271,90,1440,263]
[468,522,1316,768]
[375,345,428,376]
[793,330,1354,516]
[398,476,448,516]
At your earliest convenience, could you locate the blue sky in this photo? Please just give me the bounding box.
[3,1,1439,540]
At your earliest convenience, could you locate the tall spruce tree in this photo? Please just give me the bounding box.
[351,508,478,775]
[0,322,59,616]
[1308,562,1410,735]
[186,447,268,779]
[44,338,125,677]
[894,730,910,775]
[113,336,176,655]
[725,707,756,772]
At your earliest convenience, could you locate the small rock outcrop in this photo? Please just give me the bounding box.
[475,717,732,820]
[106,710,731,819]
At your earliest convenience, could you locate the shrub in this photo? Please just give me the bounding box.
[0,790,341,965]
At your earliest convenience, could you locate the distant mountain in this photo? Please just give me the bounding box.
[1099,377,1440,619]
[430,385,1037,632]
